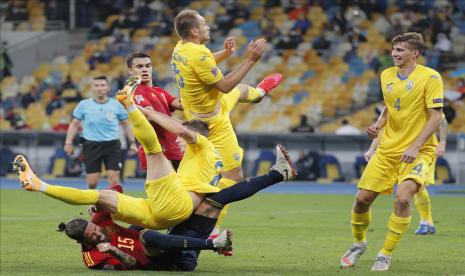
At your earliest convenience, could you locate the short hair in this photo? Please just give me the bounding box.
[93,76,109,83]
[342,119,349,125]
[391,32,424,53]
[58,218,88,241]
[126,52,151,68]
[183,119,209,137]
[174,10,200,39]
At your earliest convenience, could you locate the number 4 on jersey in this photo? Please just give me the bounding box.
[394,98,401,111]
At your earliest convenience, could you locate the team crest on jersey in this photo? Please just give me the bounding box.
[211,67,219,77]
[386,82,394,92]
[233,152,240,161]
[406,80,414,92]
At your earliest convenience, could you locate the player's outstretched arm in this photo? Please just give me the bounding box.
[213,38,266,93]
[401,108,443,163]
[138,106,196,144]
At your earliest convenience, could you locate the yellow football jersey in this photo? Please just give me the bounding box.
[172,41,224,115]
[378,65,444,156]
[178,133,223,194]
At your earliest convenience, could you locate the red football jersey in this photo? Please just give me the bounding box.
[81,211,153,270]
[133,84,183,168]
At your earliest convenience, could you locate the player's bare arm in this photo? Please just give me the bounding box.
[365,129,382,161]
[96,242,136,267]
[367,106,387,139]
[170,98,183,111]
[213,36,236,63]
[401,108,443,163]
[213,38,267,93]
[138,106,196,144]
[436,117,448,157]
[64,118,81,156]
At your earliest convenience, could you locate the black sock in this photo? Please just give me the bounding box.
[207,170,283,206]
[141,230,214,250]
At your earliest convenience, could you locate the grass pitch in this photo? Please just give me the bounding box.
[1,189,464,275]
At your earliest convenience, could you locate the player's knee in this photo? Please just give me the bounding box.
[354,195,373,209]
[394,196,411,211]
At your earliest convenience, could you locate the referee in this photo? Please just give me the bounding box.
[64,76,137,188]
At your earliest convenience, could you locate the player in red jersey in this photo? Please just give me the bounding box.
[58,184,232,271]
[126,52,183,170]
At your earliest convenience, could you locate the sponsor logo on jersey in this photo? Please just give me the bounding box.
[431,75,439,79]
[386,82,394,92]
[135,95,145,104]
[406,80,414,92]
[200,55,207,61]
[433,98,443,104]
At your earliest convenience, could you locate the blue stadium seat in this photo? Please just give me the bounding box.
[318,154,344,183]
[353,155,368,179]
[47,148,69,177]
[0,147,15,176]
[251,150,276,177]
[435,157,455,184]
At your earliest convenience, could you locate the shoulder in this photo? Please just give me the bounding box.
[418,65,442,79]
[380,67,397,79]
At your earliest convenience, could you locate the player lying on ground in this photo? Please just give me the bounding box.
[14,145,295,270]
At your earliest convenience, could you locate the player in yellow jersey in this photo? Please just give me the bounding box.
[340,33,444,272]
[13,77,296,232]
[172,9,283,236]
[363,115,448,236]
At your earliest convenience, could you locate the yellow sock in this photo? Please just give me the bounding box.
[351,209,371,244]
[414,188,433,224]
[214,178,237,230]
[244,86,264,102]
[44,185,99,205]
[128,107,161,154]
[380,213,411,256]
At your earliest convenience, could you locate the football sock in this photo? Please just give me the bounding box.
[140,229,214,250]
[207,171,283,206]
[351,209,371,244]
[245,86,265,102]
[380,213,411,255]
[127,106,161,154]
[414,188,433,225]
[214,178,237,230]
[43,185,99,205]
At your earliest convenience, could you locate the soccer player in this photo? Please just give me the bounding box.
[340,33,444,272]
[126,52,184,171]
[364,116,448,235]
[58,213,232,271]
[13,78,296,230]
[172,9,284,232]
[64,76,138,188]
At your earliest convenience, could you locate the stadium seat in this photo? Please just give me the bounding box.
[45,149,69,178]
[435,157,455,184]
[251,150,276,177]
[0,147,15,176]
[318,154,344,183]
[123,156,139,178]
[352,155,368,184]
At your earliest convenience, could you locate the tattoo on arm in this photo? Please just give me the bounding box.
[108,247,136,267]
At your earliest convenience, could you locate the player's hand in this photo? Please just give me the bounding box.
[128,142,138,155]
[364,149,375,162]
[246,38,267,62]
[367,124,381,139]
[64,144,74,156]
[97,243,112,253]
[401,145,419,163]
[87,205,98,215]
[436,141,446,157]
[223,36,236,55]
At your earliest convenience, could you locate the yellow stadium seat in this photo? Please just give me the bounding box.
[123,159,138,178]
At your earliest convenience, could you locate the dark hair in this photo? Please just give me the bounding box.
[58,218,88,241]
[342,119,349,125]
[174,10,200,39]
[183,119,209,137]
[93,76,109,83]
[392,32,424,54]
[126,52,151,68]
